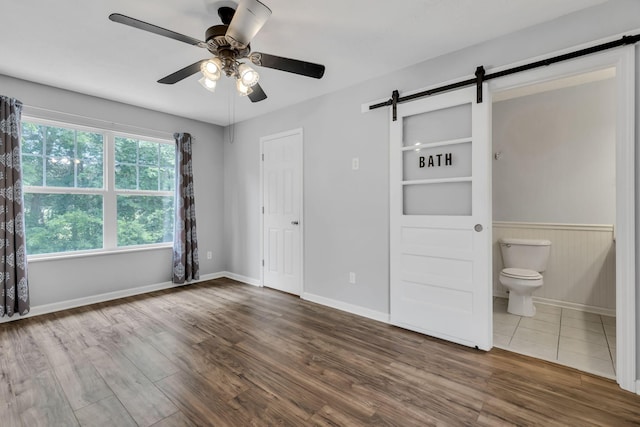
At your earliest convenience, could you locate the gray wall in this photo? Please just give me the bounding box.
[0,74,225,307]
[224,90,390,313]
[224,0,640,316]
[493,78,616,224]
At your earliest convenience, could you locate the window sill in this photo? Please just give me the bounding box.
[27,244,173,263]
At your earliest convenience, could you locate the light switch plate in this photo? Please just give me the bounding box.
[352,157,359,170]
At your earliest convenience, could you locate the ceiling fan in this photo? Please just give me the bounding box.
[109,0,325,103]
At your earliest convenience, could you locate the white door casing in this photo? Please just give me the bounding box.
[261,129,303,295]
[390,85,492,350]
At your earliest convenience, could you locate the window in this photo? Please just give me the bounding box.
[114,137,175,247]
[21,119,175,256]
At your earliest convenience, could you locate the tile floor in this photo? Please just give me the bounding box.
[493,297,616,379]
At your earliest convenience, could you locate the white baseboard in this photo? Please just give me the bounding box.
[2,272,389,329]
[493,292,616,317]
[636,380,640,395]
[220,272,261,287]
[533,296,616,317]
[0,272,227,324]
[302,292,390,324]
[219,275,390,326]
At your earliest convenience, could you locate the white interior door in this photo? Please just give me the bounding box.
[390,85,492,350]
[261,129,303,295]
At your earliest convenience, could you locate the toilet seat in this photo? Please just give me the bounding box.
[499,268,544,316]
[500,267,542,280]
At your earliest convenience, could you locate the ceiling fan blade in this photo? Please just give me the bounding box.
[158,60,207,84]
[250,53,325,79]
[225,0,272,49]
[109,13,207,48]
[248,83,267,102]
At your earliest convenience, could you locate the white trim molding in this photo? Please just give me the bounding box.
[222,272,261,287]
[493,221,614,232]
[0,272,227,324]
[494,291,617,318]
[302,292,390,324]
[0,272,391,336]
[532,297,616,318]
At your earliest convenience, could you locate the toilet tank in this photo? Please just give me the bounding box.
[499,238,551,272]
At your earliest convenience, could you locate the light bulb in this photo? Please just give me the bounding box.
[199,77,217,92]
[236,78,253,96]
[238,63,259,87]
[200,58,222,81]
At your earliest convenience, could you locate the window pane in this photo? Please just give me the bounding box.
[21,123,44,155]
[22,123,104,189]
[77,131,104,188]
[115,137,138,164]
[46,126,74,158]
[159,144,175,167]
[159,167,175,191]
[115,164,137,190]
[403,104,471,147]
[403,182,472,216]
[115,137,174,192]
[403,142,472,181]
[138,141,158,166]
[117,195,174,247]
[24,193,103,255]
[22,155,43,186]
[46,157,74,187]
[139,166,159,191]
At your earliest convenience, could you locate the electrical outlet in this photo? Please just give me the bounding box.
[352,157,359,170]
[349,272,356,284]
[206,251,212,260]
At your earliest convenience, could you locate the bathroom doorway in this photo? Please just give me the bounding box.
[491,68,617,378]
[488,46,635,392]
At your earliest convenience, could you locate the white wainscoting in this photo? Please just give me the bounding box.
[493,222,615,313]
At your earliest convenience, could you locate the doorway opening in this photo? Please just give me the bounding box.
[491,68,617,378]
[488,46,635,392]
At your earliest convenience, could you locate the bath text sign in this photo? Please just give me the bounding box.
[419,153,453,168]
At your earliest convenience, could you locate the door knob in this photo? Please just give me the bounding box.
[291,221,299,225]
[474,224,483,232]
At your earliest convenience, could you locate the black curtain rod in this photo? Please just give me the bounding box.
[369,33,640,112]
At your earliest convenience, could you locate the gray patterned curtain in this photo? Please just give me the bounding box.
[0,96,29,316]
[172,132,199,284]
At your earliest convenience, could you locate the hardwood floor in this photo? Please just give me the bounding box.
[1,278,640,426]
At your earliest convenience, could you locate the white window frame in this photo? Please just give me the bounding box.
[22,116,175,260]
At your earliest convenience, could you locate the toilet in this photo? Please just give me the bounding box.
[498,237,551,317]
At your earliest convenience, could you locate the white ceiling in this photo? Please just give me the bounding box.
[0,0,607,126]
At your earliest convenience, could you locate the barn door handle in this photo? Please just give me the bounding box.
[291,221,299,225]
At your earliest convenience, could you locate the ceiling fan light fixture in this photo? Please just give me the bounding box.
[109,5,326,104]
[198,76,218,92]
[238,63,259,87]
[236,78,254,96]
[201,58,222,81]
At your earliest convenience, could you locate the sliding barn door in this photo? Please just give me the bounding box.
[389,85,492,350]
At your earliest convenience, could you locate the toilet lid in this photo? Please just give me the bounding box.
[501,268,542,280]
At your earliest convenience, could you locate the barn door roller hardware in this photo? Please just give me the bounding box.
[372,33,640,121]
